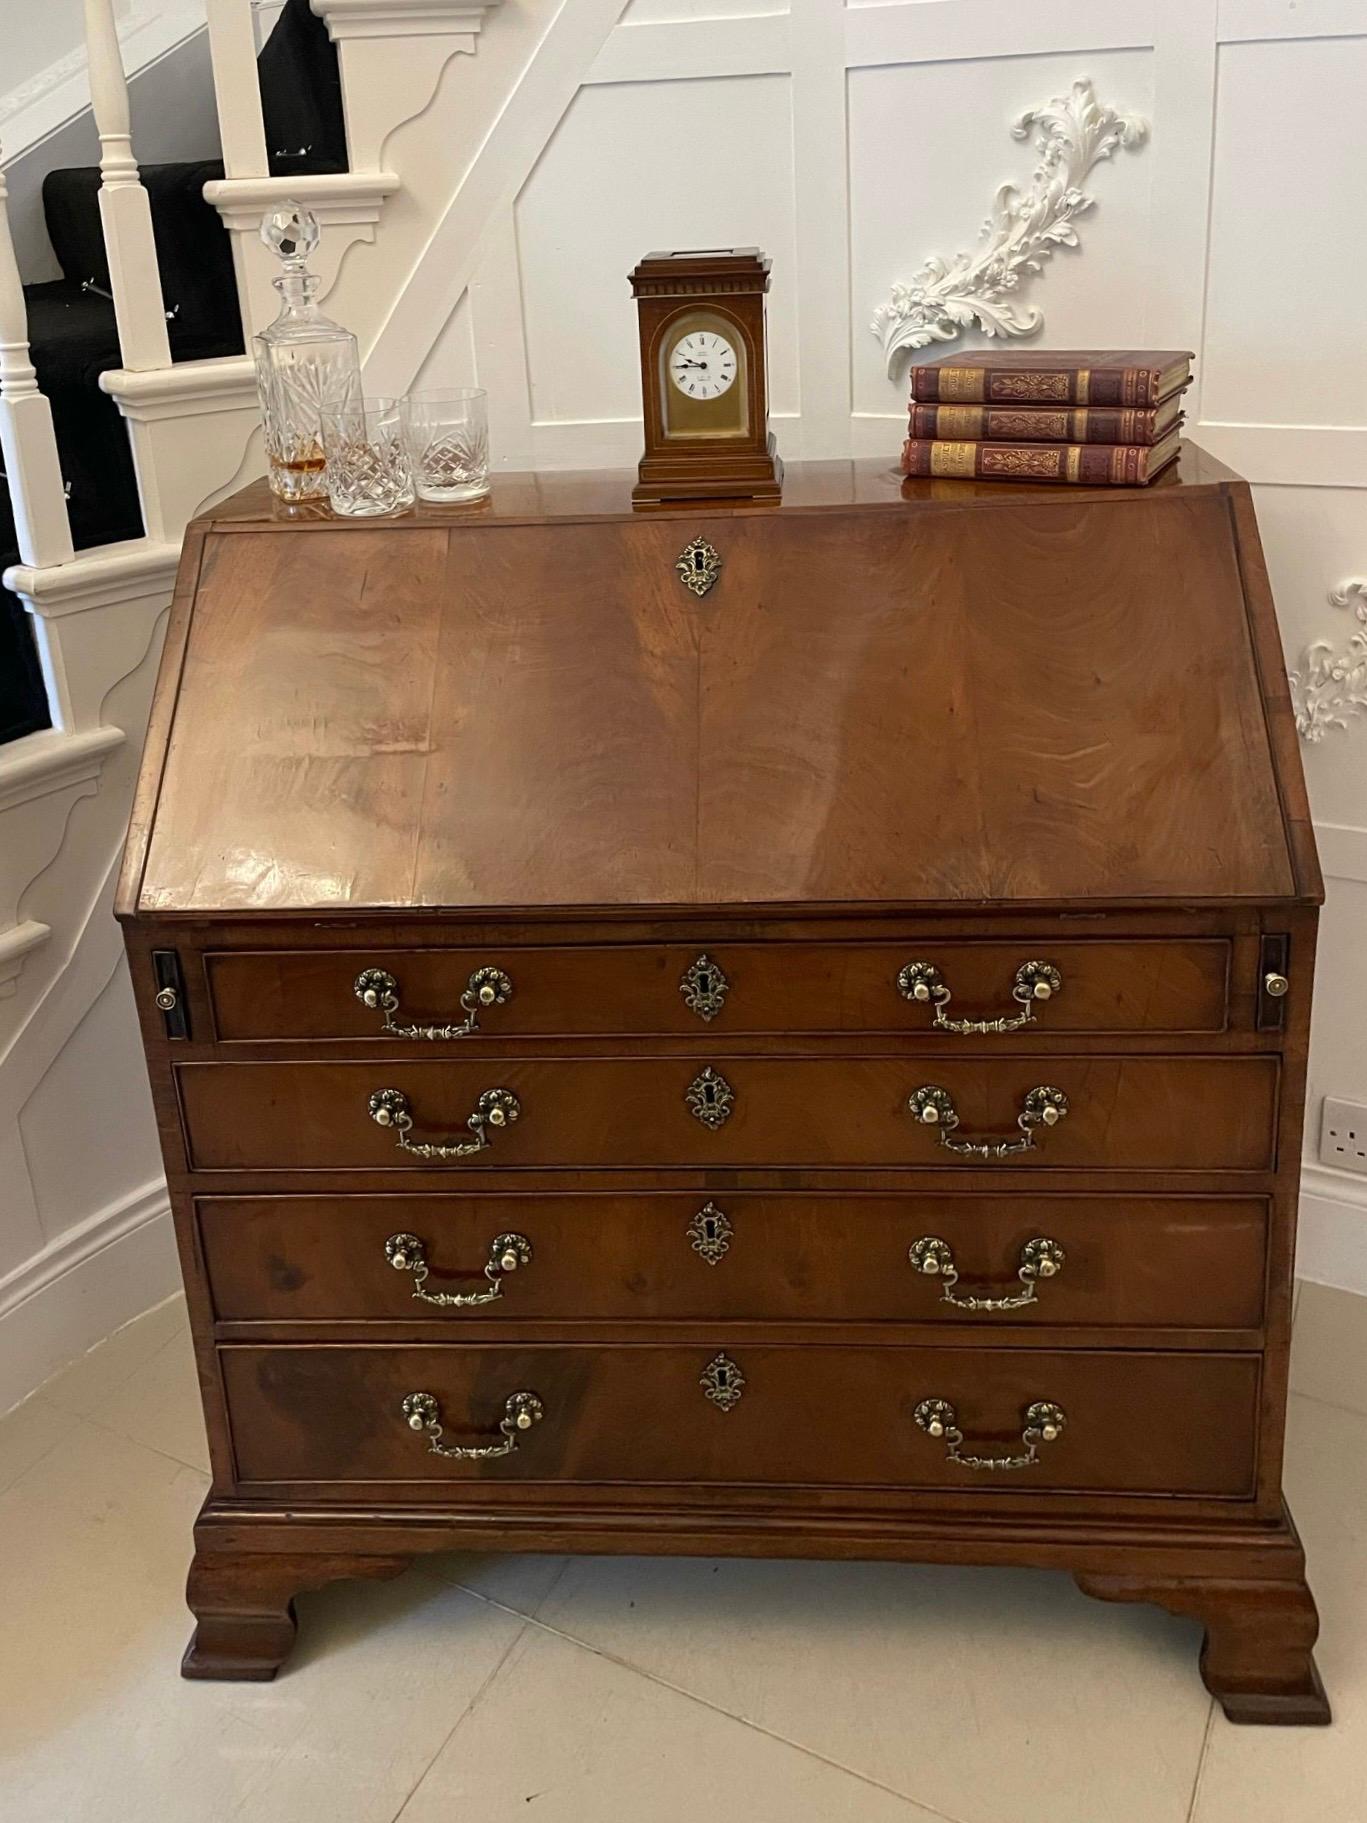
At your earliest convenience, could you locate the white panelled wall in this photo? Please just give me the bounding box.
[5,0,1367,1407]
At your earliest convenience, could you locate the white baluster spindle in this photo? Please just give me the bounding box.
[205,0,270,178]
[83,0,172,371]
[0,152,74,569]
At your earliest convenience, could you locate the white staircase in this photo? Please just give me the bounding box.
[0,0,509,1409]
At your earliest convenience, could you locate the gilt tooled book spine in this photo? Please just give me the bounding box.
[910,364,1177,407]
[908,404,1172,445]
[899,438,1178,487]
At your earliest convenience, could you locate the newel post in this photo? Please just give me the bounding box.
[0,152,74,569]
[83,0,173,371]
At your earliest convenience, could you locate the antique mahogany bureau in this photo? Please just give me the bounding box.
[119,447,1329,1722]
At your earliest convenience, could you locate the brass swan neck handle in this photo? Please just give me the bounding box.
[401,1391,544,1460]
[908,1084,1068,1159]
[355,965,513,1040]
[368,1085,520,1160]
[897,959,1061,1035]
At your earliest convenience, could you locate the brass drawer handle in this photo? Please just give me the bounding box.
[897,959,1061,1035]
[354,966,513,1040]
[913,1397,1066,1471]
[908,1083,1067,1158]
[386,1231,532,1306]
[401,1390,543,1460]
[909,1235,1065,1310]
[368,1086,520,1160]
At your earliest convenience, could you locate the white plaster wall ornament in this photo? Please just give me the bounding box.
[872,78,1149,377]
[1289,579,1367,743]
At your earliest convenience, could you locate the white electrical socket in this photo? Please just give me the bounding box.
[1320,1097,1367,1175]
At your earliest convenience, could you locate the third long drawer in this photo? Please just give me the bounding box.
[198,1191,1269,1329]
[175,1054,1280,1172]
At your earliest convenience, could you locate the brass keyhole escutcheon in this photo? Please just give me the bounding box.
[700,1353,745,1411]
[680,953,729,1021]
[675,537,722,598]
[687,1201,732,1265]
[686,1066,735,1130]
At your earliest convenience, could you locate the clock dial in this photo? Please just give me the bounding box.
[668,331,738,401]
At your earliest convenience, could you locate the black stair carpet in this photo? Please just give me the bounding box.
[1,0,345,744]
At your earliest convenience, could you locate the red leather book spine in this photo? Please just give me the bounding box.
[909,365,1167,407]
[899,439,1171,485]
[908,404,1166,444]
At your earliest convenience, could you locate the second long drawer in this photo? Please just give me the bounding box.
[198,1191,1269,1328]
[175,1055,1280,1172]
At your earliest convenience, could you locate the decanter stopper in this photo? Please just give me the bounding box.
[260,202,321,268]
[252,201,360,504]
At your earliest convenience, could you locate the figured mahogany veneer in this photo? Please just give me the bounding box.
[175,1054,1280,1173]
[120,451,1328,1720]
[197,1192,1269,1331]
[204,937,1232,1042]
[220,1343,1260,1496]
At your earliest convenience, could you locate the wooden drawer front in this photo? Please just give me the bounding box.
[199,1193,1268,1330]
[203,938,1231,1042]
[176,1055,1278,1173]
[221,1343,1259,1496]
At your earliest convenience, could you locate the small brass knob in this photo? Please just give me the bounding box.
[1041,1104,1060,1127]
[478,982,497,1004]
[408,1412,425,1431]
[919,1103,940,1125]
[1032,980,1052,1000]
[155,986,178,1011]
[1037,1255,1058,1278]
[487,1105,506,1127]
[1265,971,1290,998]
[499,1250,520,1273]
[515,1410,534,1430]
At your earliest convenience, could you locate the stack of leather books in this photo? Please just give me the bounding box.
[899,349,1192,486]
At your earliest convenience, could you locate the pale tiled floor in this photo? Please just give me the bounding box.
[2,1285,1365,1823]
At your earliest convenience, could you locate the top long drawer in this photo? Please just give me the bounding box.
[203,939,1232,1042]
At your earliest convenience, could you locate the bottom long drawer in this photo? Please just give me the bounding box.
[220,1344,1259,1497]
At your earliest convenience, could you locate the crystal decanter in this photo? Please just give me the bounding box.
[254,203,360,502]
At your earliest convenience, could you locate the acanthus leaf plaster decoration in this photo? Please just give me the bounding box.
[872,78,1149,377]
[1289,579,1367,743]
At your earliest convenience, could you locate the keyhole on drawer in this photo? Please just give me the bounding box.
[680,954,730,1022]
[686,1067,735,1129]
[700,1353,745,1410]
[687,1202,732,1265]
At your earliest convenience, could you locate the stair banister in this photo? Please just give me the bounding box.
[205,0,271,179]
[204,0,272,339]
[82,0,173,372]
[0,151,75,570]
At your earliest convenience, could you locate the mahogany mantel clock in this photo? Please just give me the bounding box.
[630,247,782,503]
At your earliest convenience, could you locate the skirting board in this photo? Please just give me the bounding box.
[0,1178,177,1416]
[1296,1162,1367,1298]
